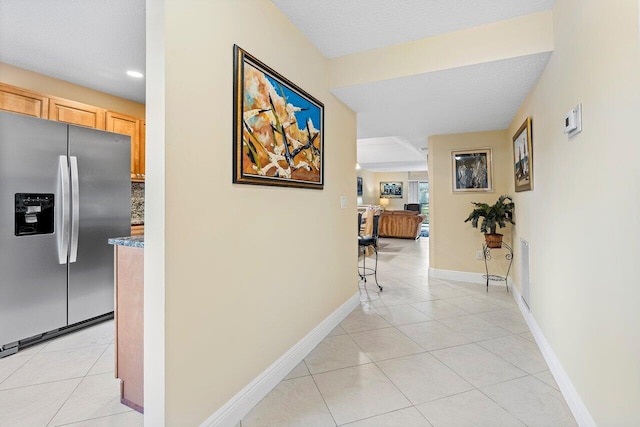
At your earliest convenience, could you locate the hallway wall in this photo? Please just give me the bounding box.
[146,1,358,425]
[428,130,512,275]
[506,0,640,424]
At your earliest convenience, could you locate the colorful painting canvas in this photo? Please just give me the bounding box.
[233,45,324,189]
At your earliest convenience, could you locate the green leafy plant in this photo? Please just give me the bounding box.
[464,195,515,234]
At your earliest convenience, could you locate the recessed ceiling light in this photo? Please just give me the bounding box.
[126,71,144,78]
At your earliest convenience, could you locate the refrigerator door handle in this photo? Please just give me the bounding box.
[57,156,70,264]
[69,156,80,263]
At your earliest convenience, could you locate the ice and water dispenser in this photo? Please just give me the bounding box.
[14,193,55,236]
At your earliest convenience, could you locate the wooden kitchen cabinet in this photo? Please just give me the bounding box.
[106,111,143,179]
[0,83,49,118]
[49,96,106,129]
[1,82,145,181]
[114,244,144,413]
[138,120,145,178]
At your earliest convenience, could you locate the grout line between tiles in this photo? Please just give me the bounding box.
[49,409,135,427]
[307,368,339,426]
[45,377,85,427]
[0,353,35,386]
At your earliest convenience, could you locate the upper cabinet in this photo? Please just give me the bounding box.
[49,97,106,130]
[0,82,144,181]
[139,120,145,178]
[106,111,144,179]
[0,83,49,118]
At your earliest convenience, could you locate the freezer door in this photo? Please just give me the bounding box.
[68,125,131,324]
[0,112,69,345]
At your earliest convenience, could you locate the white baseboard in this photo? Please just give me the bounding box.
[510,285,596,427]
[428,267,508,288]
[199,293,360,427]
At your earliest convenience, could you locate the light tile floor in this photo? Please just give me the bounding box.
[0,319,143,426]
[0,238,577,426]
[241,237,577,427]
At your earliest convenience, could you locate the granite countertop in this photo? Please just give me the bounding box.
[108,236,144,248]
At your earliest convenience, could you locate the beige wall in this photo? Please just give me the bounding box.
[506,0,640,424]
[144,0,166,424]
[357,168,377,205]
[428,130,512,274]
[409,171,429,181]
[147,1,357,425]
[330,11,553,88]
[0,62,145,118]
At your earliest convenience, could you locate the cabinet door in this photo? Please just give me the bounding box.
[106,111,141,178]
[49,97,106,129]
[138,120,145,178]
[0,83,49,118]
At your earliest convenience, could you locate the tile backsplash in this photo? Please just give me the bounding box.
[131,182,144,225]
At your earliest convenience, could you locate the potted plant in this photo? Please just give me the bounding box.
[464,195,515,248]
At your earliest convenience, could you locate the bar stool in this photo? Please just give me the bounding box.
[358,214,382,291]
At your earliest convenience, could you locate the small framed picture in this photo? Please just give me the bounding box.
[513,117,533,192]
[357,177,363,196]
[451,148,493,192]
[380,181,403,198]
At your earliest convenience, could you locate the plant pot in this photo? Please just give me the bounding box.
[484,233,503,249]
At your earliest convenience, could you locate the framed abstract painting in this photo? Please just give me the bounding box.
[233,45,324,189]
[451,148,493,192]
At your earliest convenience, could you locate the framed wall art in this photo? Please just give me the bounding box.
[451,148,493,192]
[357,176,363,196]
[513,117,533,192]
[233,45,324,189]
[380,181,403,198]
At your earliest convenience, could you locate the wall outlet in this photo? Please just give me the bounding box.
[476,250,484,260]
[340,196,347,209]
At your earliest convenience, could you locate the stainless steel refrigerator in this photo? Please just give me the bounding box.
[0,111,131,357]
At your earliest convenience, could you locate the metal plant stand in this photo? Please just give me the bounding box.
[482,242,513,292]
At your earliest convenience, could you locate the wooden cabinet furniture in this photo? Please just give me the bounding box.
[0,83,49,118]
[138,120,146,179]
[49,96,106,129]
[0,82,145,181]
[113,243,144,413]
[106,111,144,179]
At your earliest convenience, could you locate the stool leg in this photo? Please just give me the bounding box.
[362,246,367,284]
[373,245,382,292]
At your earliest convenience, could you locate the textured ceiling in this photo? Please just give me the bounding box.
[0,0,145,103]
[271,0,555,58]
[357,136,427,172]
[272,0,555,171]
[333,52,552,152]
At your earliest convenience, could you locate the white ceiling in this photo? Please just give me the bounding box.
[273,0,555,171]
[337,52,552,150]
[270,0,555,58]
[0,1,554,172]
[0,0,145,103]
